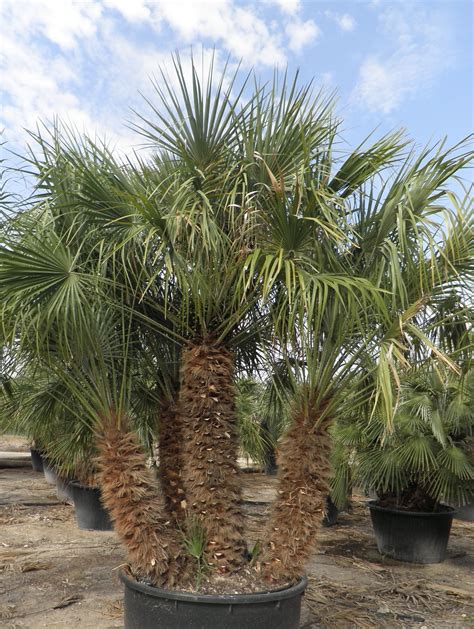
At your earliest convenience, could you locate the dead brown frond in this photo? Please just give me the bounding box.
[52,594,84,609]
[0,604,16,620]
[17,560,51,573]
[102,598,124,619]
[304,574,471,628]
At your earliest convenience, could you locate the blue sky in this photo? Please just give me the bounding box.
[1,0,473,164]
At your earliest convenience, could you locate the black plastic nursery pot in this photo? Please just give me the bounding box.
[451,498,474,522]
[120,571,308,629]
[322,495,339,527]
[30,448,44,473]
[368,501,455,564]
[70,482,113,531]
[55,476,73,502]
[43,461,58,485]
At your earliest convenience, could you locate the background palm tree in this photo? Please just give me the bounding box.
[333,364,473,510]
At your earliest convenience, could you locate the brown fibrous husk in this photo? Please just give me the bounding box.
[96,417,189,588]
[179,342,247,575]
[259,394,332,582]
[158,401,187,524]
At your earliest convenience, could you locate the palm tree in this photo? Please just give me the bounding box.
[333,364,474,510]
[0,55,472,592]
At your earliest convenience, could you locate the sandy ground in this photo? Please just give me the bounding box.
[0,436,473,628]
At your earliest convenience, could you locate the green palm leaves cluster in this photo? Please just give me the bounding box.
[1,59,471,413]
[332,367,474,508]
[0,54,472,582]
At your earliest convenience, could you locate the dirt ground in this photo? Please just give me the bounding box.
[0,436,472,628]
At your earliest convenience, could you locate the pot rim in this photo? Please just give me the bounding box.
[120,570,308,605]
[56,475,72,484]
[367,500,456,517]
[69,481,99,491]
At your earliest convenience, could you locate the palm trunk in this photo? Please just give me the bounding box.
[158,401,187,524]
[179,342,247,574]
[96,418,189,588]
[260,394,332,582]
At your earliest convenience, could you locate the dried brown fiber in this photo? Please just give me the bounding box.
[260,393,332,582]
[179,342,247,574]
[96,418,189,588]
[158,401,187,524]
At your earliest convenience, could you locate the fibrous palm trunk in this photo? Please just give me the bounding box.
[179,342,247,574]
[158,401,187,524]
[260,394,332,582]
[96,418,189,588]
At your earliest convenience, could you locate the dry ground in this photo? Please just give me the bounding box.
[0,436,472,628]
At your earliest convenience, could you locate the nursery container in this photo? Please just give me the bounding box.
[120,571,307,629]
[368,501,455,563]
[70,482,113,531]
[56,476,73,502]
[451,498,474,522]
[322,495,339,527]
[30,448,44,473]
[43,461,58,485]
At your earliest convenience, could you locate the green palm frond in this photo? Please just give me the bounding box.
[395,435,438,472]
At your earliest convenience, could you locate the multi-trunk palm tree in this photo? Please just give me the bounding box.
[1,55,472,591]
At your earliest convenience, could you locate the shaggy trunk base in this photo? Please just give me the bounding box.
[260,395,332,582]
[158,402,187,524]
[96,420,189,588]
[179,342,247,574]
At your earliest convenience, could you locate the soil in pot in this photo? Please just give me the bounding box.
[30,448,44,473]
[120,571,307,629]
[368,501,455,563]
[70,482,113,531]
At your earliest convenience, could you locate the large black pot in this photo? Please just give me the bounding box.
[70,482,113,531]
[322,495,339,527]
[451,498,474,522]
[30,449,44,473]
[43,461,58,485]
[368,501,455,563]
[56,476,73,502]
[120,571,307,629]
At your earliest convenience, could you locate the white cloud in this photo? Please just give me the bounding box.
[1,0,102,50]
[354,58,402,114]
[0,29,93,137]
[325,11,356,32]
[321,72,333,85]
[103,0,151,22]
[151,1,287,67]
[90,0,291,67]
[0,0,319,154]
[286,19,320,53]
[264,0,301,14]
[0,2,139,150]
[337,14,355,32]
[352,6,454,114]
